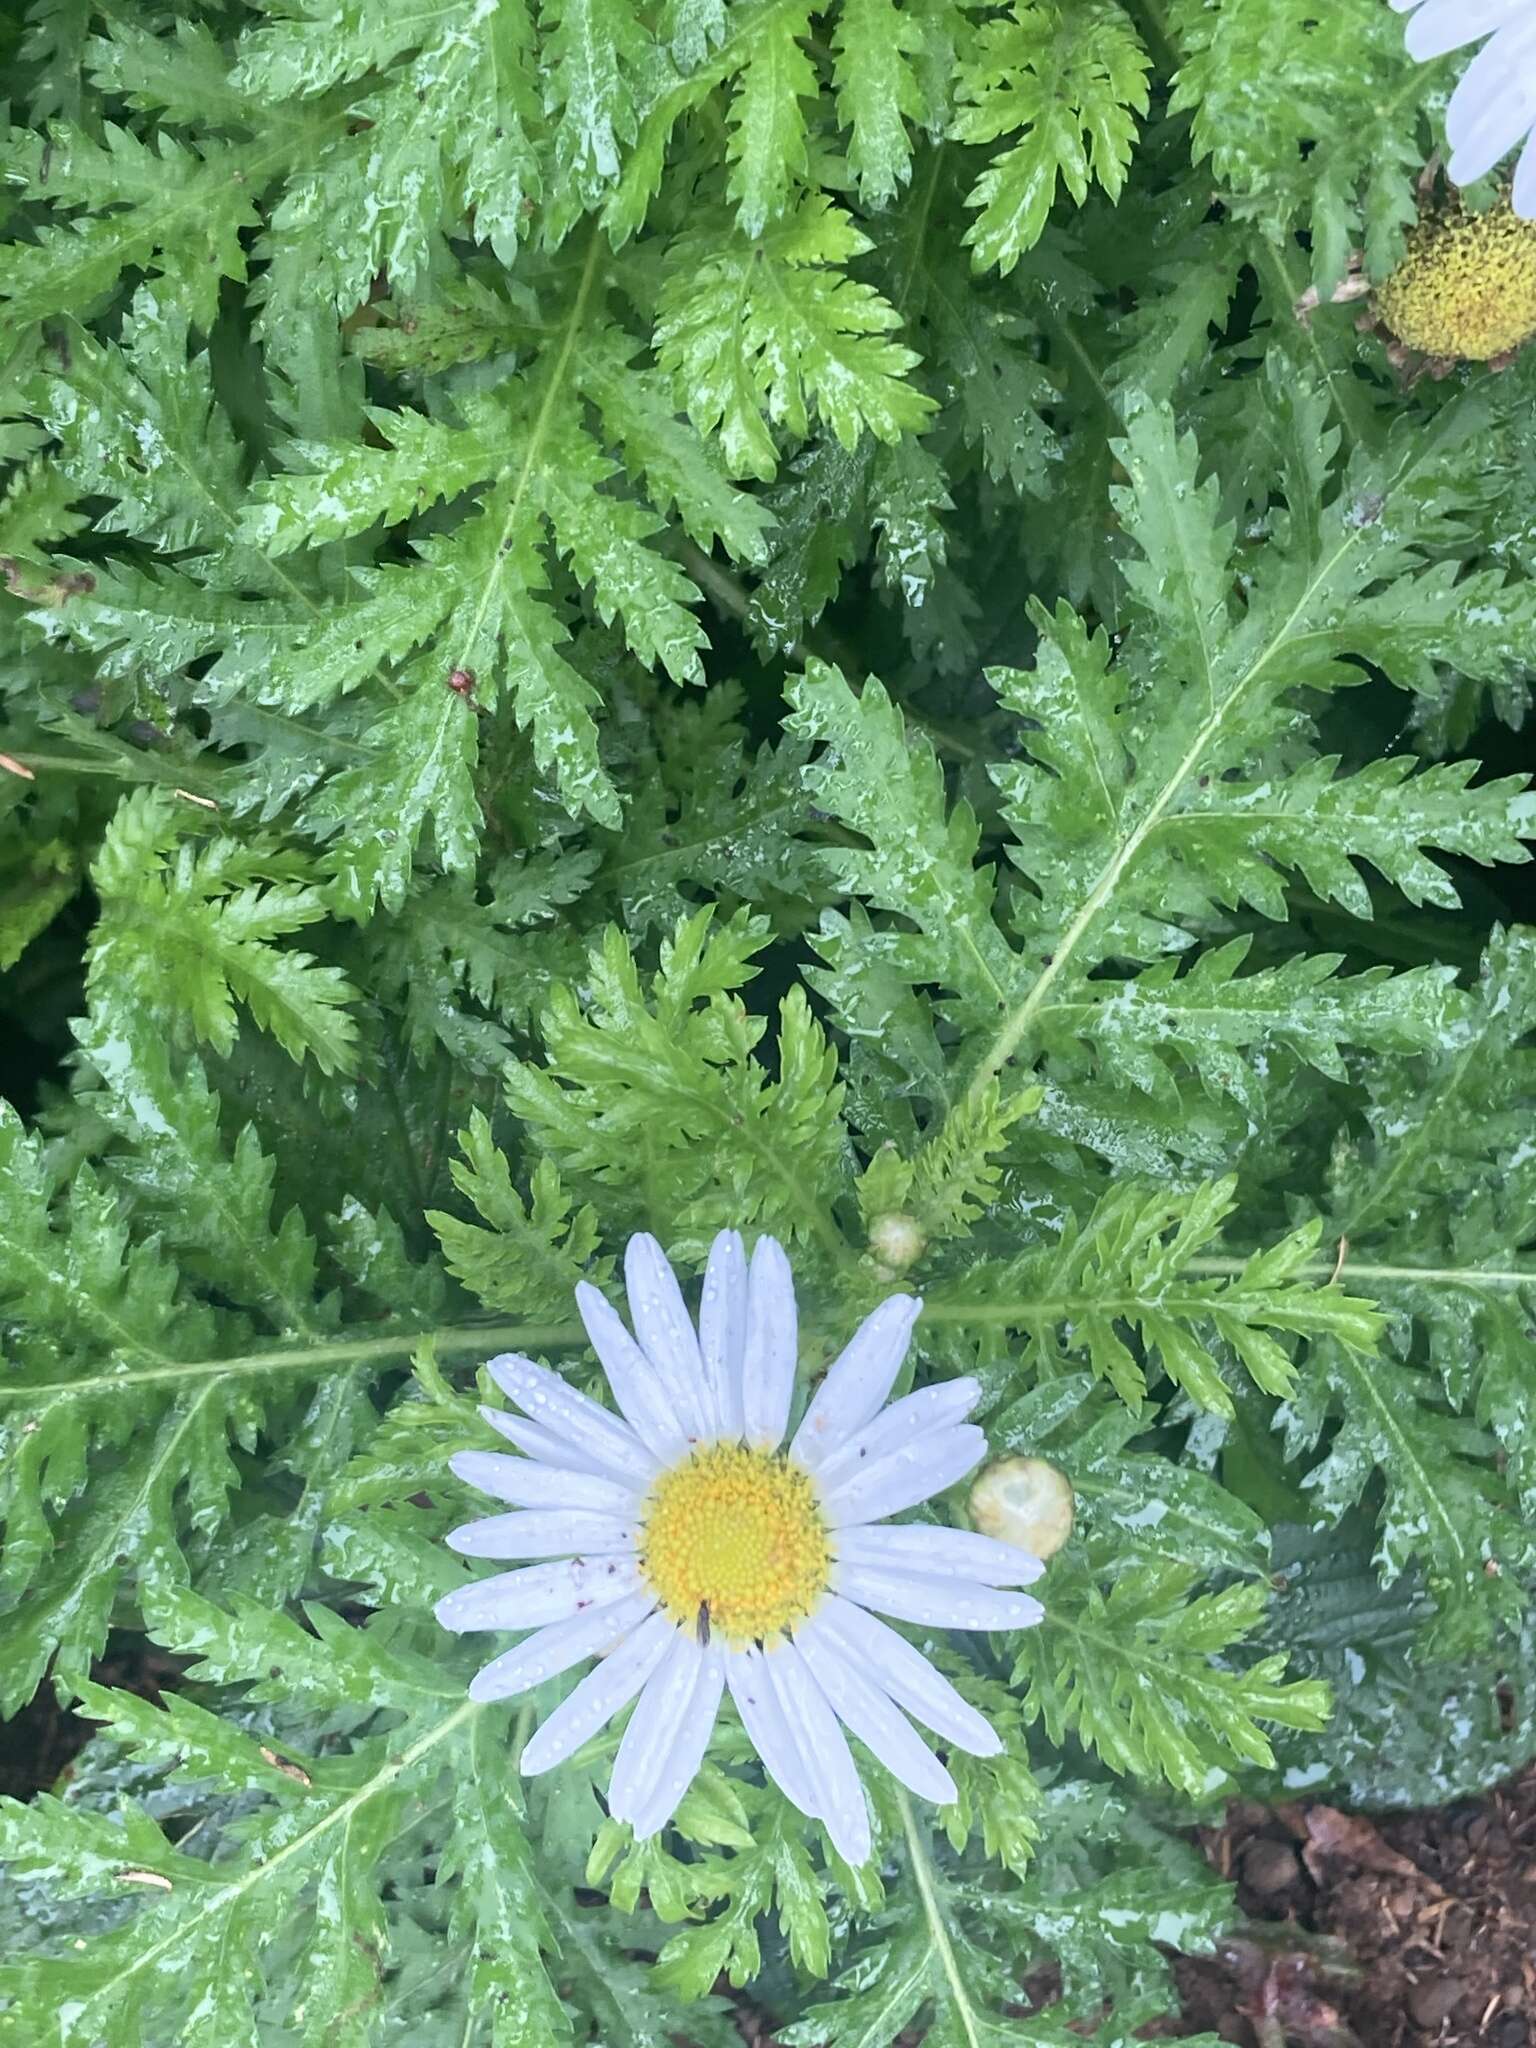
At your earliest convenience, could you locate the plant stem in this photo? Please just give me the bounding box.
[897,1788,984,2048]
[1250,238,1381,452]
[0,1321,584,1406]
[13,1244,1529,1413]
[453,227,605,676]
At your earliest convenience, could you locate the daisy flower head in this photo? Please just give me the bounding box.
[435,1230,1045,1866]
[1393,0,1536,215]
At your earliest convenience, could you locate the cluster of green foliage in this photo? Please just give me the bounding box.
[1,0,1534,2041]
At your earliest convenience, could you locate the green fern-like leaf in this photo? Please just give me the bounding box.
[1014,1560,1331,1796]
[948,1179,1383,1414]
[953,0,1150,274]
[428,1111,607,1317]
[655,198,937,479]
[87,788,360,1073]
[6,6,1536,2038]
[500,908,853,1260]
[1167,0,1428,286]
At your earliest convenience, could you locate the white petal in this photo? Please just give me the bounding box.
[763,1643,871,1865]
[623,1235,711,1440]
[478,1405,635,1484]
[813,1381,980,1494]
[449,1451,638,1515]
[486,1354,656,1486]
[1402,0,1513,59]
[1446,125,1526,191]
[435,1554,643,1633]
[810,1596,1001,1755]
[791,1295,921,1471]
[699,1230,747,1438]
[726,1642,823,1820]
[576,1282,690,1461]
[835,1561,1044,1633]
[1515,130,1536,215]
[607,1629,698,1823]
[446,1507,640,1559]
[608,1631,724,1837]
[521,1611,676,1775]
[467,1591,656,1702]
[627,1653,725,1838]
[1444,23,1536,181]
[793,1623,956,1807]
[834,1524,1045,1587]
[741,1235,798,1449]
[823,1424,988,1526]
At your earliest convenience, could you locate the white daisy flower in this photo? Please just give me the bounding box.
[1393,0,1536,216]
[435,1230,1044,1866]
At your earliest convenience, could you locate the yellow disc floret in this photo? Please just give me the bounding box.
[640,1443,830,1644]
[1376,200,1536,363]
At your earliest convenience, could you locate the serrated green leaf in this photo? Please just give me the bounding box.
[656,198,937,479]
[953,0,1149,273]
[87,788,361,1072]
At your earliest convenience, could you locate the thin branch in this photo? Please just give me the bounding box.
[898,1788,984,2048]
[0,1321,584,1407]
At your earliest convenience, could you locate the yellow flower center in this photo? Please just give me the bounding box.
[1376,200,1536,363]
[640,1443,831,1645]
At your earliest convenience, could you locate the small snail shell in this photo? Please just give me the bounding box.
[969,1456,1074,1560]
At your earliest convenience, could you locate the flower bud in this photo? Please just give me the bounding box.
[867,1211,926,1272]
[968,1456,1074,1560]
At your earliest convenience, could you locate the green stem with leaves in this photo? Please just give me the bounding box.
[898,1788,984,2048]
[7,1251,1528,1413]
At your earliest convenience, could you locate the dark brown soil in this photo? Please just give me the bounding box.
[0,1637,187,1802]
[1174,1771,1536,2048]
[0,1681,83,1802]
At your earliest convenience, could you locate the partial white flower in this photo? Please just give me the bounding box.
[435,1230,1044,1865]
[1394,0,1536,216]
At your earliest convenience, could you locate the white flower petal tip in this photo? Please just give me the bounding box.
[434,1591,469,1633]
[466,1591,657,1703]
[444,1507,638,1559]
[699,1230,748,1438]
[824,1422,989,1527]
[811,1597,1005,1757]
[835,1561,1045,1633]
[741,1234,797,1449]
[792,1293,923,1470]
[519,1611,674,1777]
[448,1449,638,1516]
[437,1234,1017,1846]
[481,1353,656,1486]
[1395,0,1536,215]
[435,1555,642,1635]
[834,1523,1046,1588]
